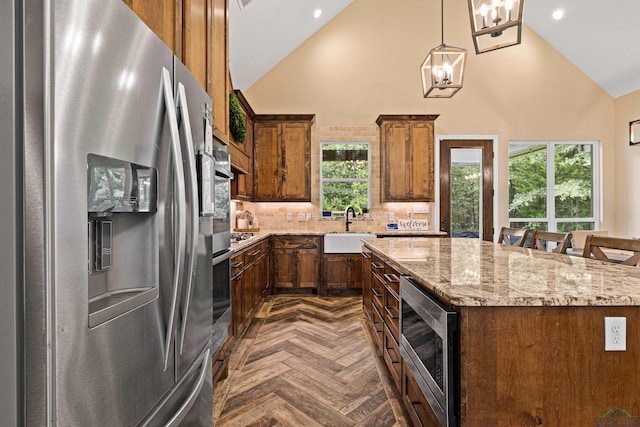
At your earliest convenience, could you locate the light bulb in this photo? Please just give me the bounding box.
[492,0,500,8]
[505,0,513,10]
[480,4,488,16]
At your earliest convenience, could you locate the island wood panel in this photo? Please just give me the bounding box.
[458,305,640,427]
[122,0,179,53]
[181,0,207,89]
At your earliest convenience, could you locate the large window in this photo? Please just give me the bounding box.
[508,141,599,232]
[321,142,370,213]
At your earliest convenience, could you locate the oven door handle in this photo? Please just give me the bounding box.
[213,249,234,266]
[214,165,234,180]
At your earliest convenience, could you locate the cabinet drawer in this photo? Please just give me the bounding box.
[383,285,400,343]
[245,241,266,265]
[231,253,245,276]
[383,263,401,296]
[272,235,319,250]
[383,323,402,390]
[402,360,441,427]
[371,272,384,314]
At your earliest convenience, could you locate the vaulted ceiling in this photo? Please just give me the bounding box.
[229,0,640,99]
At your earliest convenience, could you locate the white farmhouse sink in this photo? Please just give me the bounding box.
[324,233,377,253]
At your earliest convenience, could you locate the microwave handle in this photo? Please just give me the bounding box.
[161,67,186,370]
[176,82,200,356]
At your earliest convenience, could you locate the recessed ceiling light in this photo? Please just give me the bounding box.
[313,9,322,19]
[552,9,564,20]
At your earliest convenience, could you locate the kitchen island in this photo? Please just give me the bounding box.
[363,237,640,427]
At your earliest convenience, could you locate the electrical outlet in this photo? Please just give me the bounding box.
[388,212,395,221]
[407,211,413,220]
[306,213,312,221]
[286,213,292,222]
[605,317,626,351]
[297,213,305,221]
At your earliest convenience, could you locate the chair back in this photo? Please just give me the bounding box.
[497,227,529,247]
[529,230,571,254]
[583,235,640,266]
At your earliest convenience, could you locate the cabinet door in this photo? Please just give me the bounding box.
[253,122,281,200]
[182,0,208,89]
[210,0,228,135]
[273,248,295,288]
[123,0,178,52]
[409,121,434,200]
[281,122,311,200]
[296,248,319,288]
[323,254,351,289]
[383,122,410,202]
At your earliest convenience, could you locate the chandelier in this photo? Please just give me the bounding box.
[467,0,524,54]
[420,0,467,98]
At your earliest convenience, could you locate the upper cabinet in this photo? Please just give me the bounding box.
[122,0,179,52]
[124,0,230,139]
[253,115,315,202]
[182,0,208,88]
[376,115,439,202]
[209,0,229,137]
[229,91,255,200]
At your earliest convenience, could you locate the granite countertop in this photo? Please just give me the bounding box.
[363,237,640,307]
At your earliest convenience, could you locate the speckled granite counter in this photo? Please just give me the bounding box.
[363,237,640,307]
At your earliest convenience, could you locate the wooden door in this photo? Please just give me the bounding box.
[209,0,228,135]
[253,122,281,200]
[123,0,179,53]
[439,139,494,241]
[409,121,435,200]
[273,248,295,288]
[323,254,350,289]
[296,248,320,288]
[383,122,409,201]
[281,122,311,200]
[182,0,208,88]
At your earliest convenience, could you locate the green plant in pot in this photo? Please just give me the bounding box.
[229,92,246,143]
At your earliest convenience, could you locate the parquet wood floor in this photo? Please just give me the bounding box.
[213,296,411,427]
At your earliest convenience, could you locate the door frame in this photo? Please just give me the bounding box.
[435,135,498,242]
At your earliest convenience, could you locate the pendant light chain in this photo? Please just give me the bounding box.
[440,0,444,45]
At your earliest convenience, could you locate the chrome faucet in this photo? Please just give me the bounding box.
[345,206,356,232]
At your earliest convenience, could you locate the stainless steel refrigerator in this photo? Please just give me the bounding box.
[1,0,218,425]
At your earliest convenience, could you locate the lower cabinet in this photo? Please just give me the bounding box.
[272,235,321,292]
[402,360,442,427]
[231,239,270,339]
[323,253,363,294]
[362,247,372,319]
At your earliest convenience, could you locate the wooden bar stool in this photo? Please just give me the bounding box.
[583,235,640,266]
[497,227,529,247]
[529,230,571,254]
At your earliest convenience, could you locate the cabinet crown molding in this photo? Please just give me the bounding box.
[376,114,439,125]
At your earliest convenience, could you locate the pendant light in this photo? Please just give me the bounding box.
[420,0,467,98]
[468,0,524,54]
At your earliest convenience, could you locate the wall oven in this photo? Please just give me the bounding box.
[199,145,233,255]
[400,276,457,427]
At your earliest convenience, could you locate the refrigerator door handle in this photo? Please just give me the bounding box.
[162,67,187,370]
[165,347,211,427]
[175,82,200,355]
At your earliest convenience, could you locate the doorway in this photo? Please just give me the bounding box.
[439,139,494,241]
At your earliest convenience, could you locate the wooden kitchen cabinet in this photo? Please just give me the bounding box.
[402,360,442,427]
[230,91,255,200]
[253,115,314,201]
[323,254,363,294]
[209,0,229,138]
[272,236,321,292]
[122,0,179,52]
[182,0,208,89]
[231,238,270,339]
[377,115,439,202]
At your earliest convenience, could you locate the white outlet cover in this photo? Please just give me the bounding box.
[286,213,292,222]
[297,213,305,221]
[388,212,395,221]
[605,317,626,351]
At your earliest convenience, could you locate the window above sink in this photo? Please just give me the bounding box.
[320,142,370,217]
